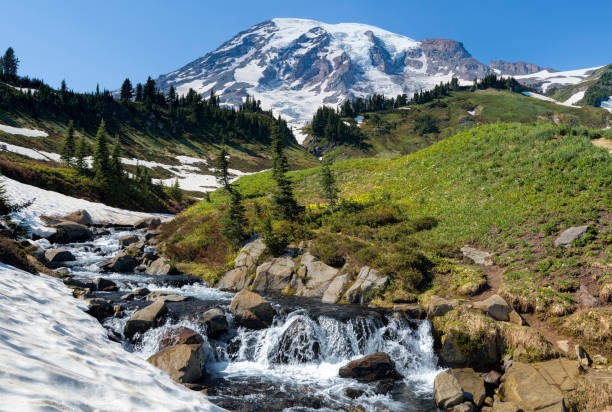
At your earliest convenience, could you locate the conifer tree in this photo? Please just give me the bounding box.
[60,120,76,166]
[92,120,110,181]
[215,144,231,191]
[270,123,301,219]
[75,137,89,173]
[167,85,176,105]
[135,83,143,102]
[109,137,123,180]
[220,187,248,248]
[143,76,156,102]
[169,178,182,202]
[1,47,19,78]
[120,78,133,101]
[320,157,338,208]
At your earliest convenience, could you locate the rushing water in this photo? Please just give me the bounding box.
[43,229,441,411]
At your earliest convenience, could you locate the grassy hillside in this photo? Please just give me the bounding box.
[547,63,612,106]
[304,89,610,161]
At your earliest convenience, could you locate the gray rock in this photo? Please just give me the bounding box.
[392,304,426,319]
[200,308,228,338]
[452,402,474,412]
[434,370,464,409]
[449,368,486,407]
[321,274,350,304]
[99,253,139,273]
[216,266,251,291]
[554,225,589,247]
[44,249,75,263]
[63,209,93,226]
[145,291,187,302]
[461,246,494,266]
[427,295,458,318]
[133,287,150,296]
[295,252,339,297]
[473,294,520,323]
[557,340,570,353]
[134,217,162,230]
[124,300,168,340]
[147,343,205,384]
[575,344,591,367]
[252,258,296,293]
[344,266,388,304]
[119,234,139,248]
[234,237,266,270]
[86,298,114,321]
[338,352,401,382]
[93,277,116,291]
[229,290,275,329]
[48,221,93,244]
[146,257,179,276]
[577,285,600,308]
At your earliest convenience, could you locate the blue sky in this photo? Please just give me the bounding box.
[2,0,611,92]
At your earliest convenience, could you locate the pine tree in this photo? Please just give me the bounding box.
[109,137,123,180]
[167,85,176,105]
[92,120,110,181]
[135,83,143,102]
[143,76,156,102]
[75,137,88,173]
[120,78,133,101]
[320,157,338,208]
[215,144,231,191]
[169,178,182,202]
[60,120,76,165]
[1,47,19,78]
[270,123,301,219]
[220,187,248,248]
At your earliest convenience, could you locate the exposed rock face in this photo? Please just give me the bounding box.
[252,258,296,293]
[489,60,551,76]
[234,237,266,269]
[295,252,339,297]
[63,209,93,226]
[428,295,458,318]
[344,266,388,304]
[200,308,228,338]
[229,290,275,329]
[48,221,93,244]
[159,327,204,350]
[433,370,464,409]
[119,234,139,248]
[321,274,350,304]
[124,300,168,340]
[554,225,589,247]
[338,352,401,382]
[99,253,139,273]
[449,368,486,407]
[44,249,75,263]
[146,257,179,276]
[216,267,251,291]
[473,294,522,324]
[134,217,162,230]
[216,237,266,291]
[499,359,581,411]
[420,38,489,80]
[147,343,205,384]
[460,246,494,266]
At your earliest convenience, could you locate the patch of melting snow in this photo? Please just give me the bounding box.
[0,263,223,412]
[0,123,48,137]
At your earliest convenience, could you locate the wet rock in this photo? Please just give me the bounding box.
[373,378,395,395]
[146,257,180,276]
[216,267,251,291]
[252,258,296,293]
[229,290,275,330]
[473,294,520,323]
[434,370,464,409]
[124,300,168,341]
[135,264,147,272]
[321,274,350,304]
[344,266,388,304]
[554,225,589,247]
[119,234,139,248]
[133,287,150,296]
[295,252,338,297]
[85,298,114,321]
[343,387,365,399]
[48,221,93,244]
[159,327,204,350]
[63,209,93,226]
[93,277,116,291]
[144,230,160,242]
[271,318,320,363]
[121,292,135,301]
[93,228,109,237]
[99,253,139,273]
[200,308,228,338]
[449,368,486,407]
[44,249,75,263]
[134,217,162,230]
[461,246,493,266]
[427,295,458,318]
[147,343,205,383]
[338,352,401,382]
[52,267,70,275]
[145,291,187,302]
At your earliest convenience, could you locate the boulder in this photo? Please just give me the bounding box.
[133,287,150,297]
[147,343,205,383]
[85,298,114,321]
[252,258,296,293]
[491,400,520,412]
[554,225,589,247]
[200,308,228,338]
[321,274,350,304]
[48,221,93,244]
[338,352,401,382]
[119,234,139,248]
[93,277,116,291]
[99,253,139,273]
[392,304,426,319]
[146,257,179,276]
[575,344,591,367]
[449,368,486,407]
[483,370,502,388]
[145,291,187,302]
[229,290,275,330]
[134,217,162,230]
[295,252,339,297]
[44,249,75,263]
[63,209,93,226]
[473,294,520,323]
[577,285,600,308]
[124,300,168,340]
[344,266,388,304]
[216,266,251,291]
[434,370,464,409]
[428,295,458,318]
[234,237,266,269]
[439,328,500,370]
[452,402,474,412]
[461,246,494,266]
[159,327,204,350]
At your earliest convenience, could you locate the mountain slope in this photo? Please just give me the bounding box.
[546,64,612,109]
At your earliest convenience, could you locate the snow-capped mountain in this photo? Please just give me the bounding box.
[155,18,494,141]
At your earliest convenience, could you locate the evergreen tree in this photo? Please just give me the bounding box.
[109,137,123,180]
[135,83,143,102]
[1,47,19,78]
[75,137,89,173]
[167,85,176,105]
[220,187,247,247]
[270,123,301,219]
[120,78,133,101]
[320,157,338,208]
[60,120,76,165]
[215,144,231,191]
[143,76,156,102]
[169,179,182,202]
[92,120,110,181]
